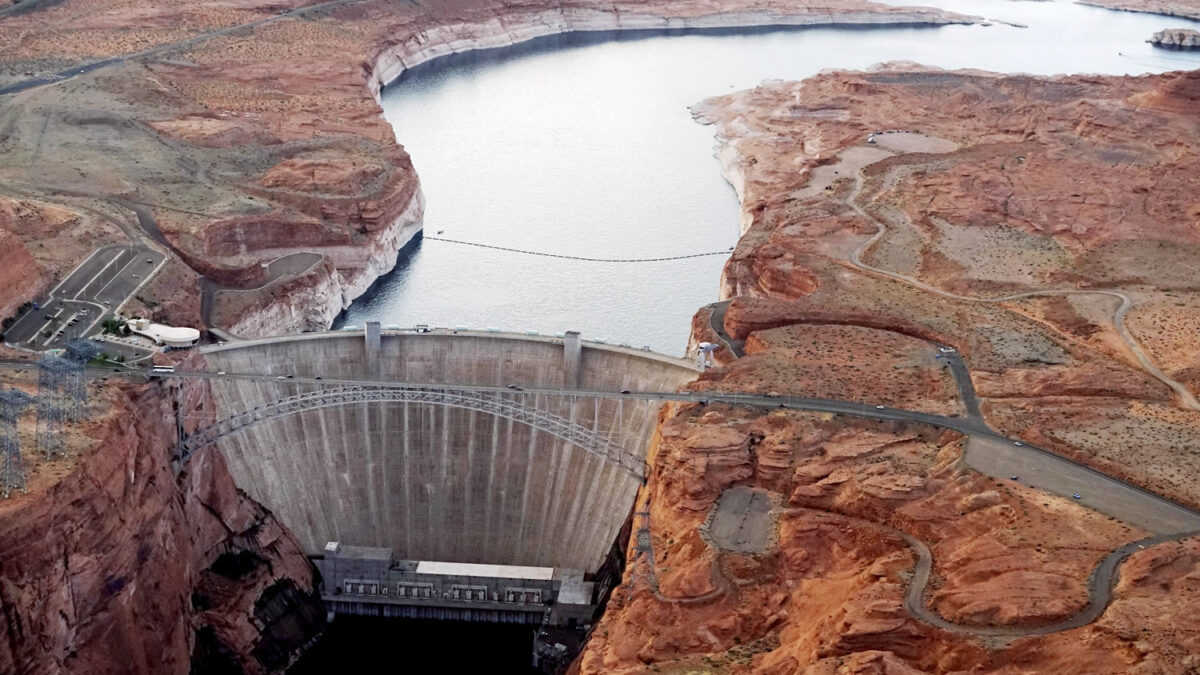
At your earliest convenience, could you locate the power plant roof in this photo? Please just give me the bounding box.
[416,561,555,581]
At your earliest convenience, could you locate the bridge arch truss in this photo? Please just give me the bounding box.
[179,385,647,480]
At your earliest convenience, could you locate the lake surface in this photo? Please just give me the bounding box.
[335,0,1200,355]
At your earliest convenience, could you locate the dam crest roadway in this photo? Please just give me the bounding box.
[37,323,1196,639]
[176,326,698,573]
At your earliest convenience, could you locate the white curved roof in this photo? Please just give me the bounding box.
[129,321,200,344]
[151,325,201,341]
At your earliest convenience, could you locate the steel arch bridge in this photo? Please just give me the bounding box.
[178,385,648,479]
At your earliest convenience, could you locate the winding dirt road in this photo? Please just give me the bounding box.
[635,484,1196,640]
[845,154,1200,411]
[689,140,1200,637]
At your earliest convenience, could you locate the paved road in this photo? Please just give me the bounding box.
[965,436,1196,535]
[940,348,982,420]
[4,340,1199,638]
[896,516,1182,640]
[846,158,1200,411]
[0,59,122,97]
[3,244,164,356]
[0,0,376,98]
[201,251,325,339]
[894,515,1190,641]
[101,362,1194,536]
[705,300,745,358]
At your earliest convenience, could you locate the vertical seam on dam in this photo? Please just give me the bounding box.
[193,332,698,571]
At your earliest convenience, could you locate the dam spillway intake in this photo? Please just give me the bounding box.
[182,325,698,647]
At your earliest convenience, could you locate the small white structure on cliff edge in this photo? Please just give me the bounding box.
[126,318,200,348]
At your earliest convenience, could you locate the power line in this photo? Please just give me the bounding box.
[422,236,731,263]
[0,389,34,498]
[36,354,88,458]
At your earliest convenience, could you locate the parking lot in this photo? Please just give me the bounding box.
[3,243,165,355]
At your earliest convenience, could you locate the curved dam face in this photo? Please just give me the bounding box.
[193,329,698,572]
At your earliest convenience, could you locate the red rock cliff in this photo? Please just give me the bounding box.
[0,228,44,324]
[0,382,324,675]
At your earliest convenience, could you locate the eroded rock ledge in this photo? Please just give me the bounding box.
[0,0,979,338]
[1150,27,1200,48]
[581,66,1200,672]
[0,3,981,673]
[1079,0,1200,21]
[0,383,324,675]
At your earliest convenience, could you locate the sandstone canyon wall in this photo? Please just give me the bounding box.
[2,1,1200,674]
[0,0,977,338]
[580,67,1200,673]
[1150,27,1200,48]
[0,382,324,675]
[0,229,43,324]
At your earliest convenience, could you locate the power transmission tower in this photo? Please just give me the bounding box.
[64,340,101,422]
[36,355,84,458]
[65,339,102,364]
[0,389,35,497]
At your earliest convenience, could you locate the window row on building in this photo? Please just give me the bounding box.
[340,579,545,605]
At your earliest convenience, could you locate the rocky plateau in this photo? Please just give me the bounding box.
[0,0,977,339]
[579,66,1200,672]
[1,0,1200,673]
[1150,27,1200,48]
[1079,0,1200,20]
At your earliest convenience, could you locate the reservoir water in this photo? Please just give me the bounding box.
[305,2,1200,671]
[335,0,1200,355]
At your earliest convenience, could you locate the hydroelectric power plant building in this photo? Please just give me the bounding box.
[178,325,699,627]
[315,543,597,626]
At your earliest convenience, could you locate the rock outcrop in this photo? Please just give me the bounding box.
[1078,0,1200,20]
[1149,28,1200,48]
[0,0,978,337]
[0,227,43,323]
[581,406,1164,673]
[584,65,1200,672]
[0,382,323,675]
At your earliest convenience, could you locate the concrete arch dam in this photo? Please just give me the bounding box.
[190,329,699,573]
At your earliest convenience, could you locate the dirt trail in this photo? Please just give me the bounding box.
[634,487,1197,640]
[842,146,1200,411]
